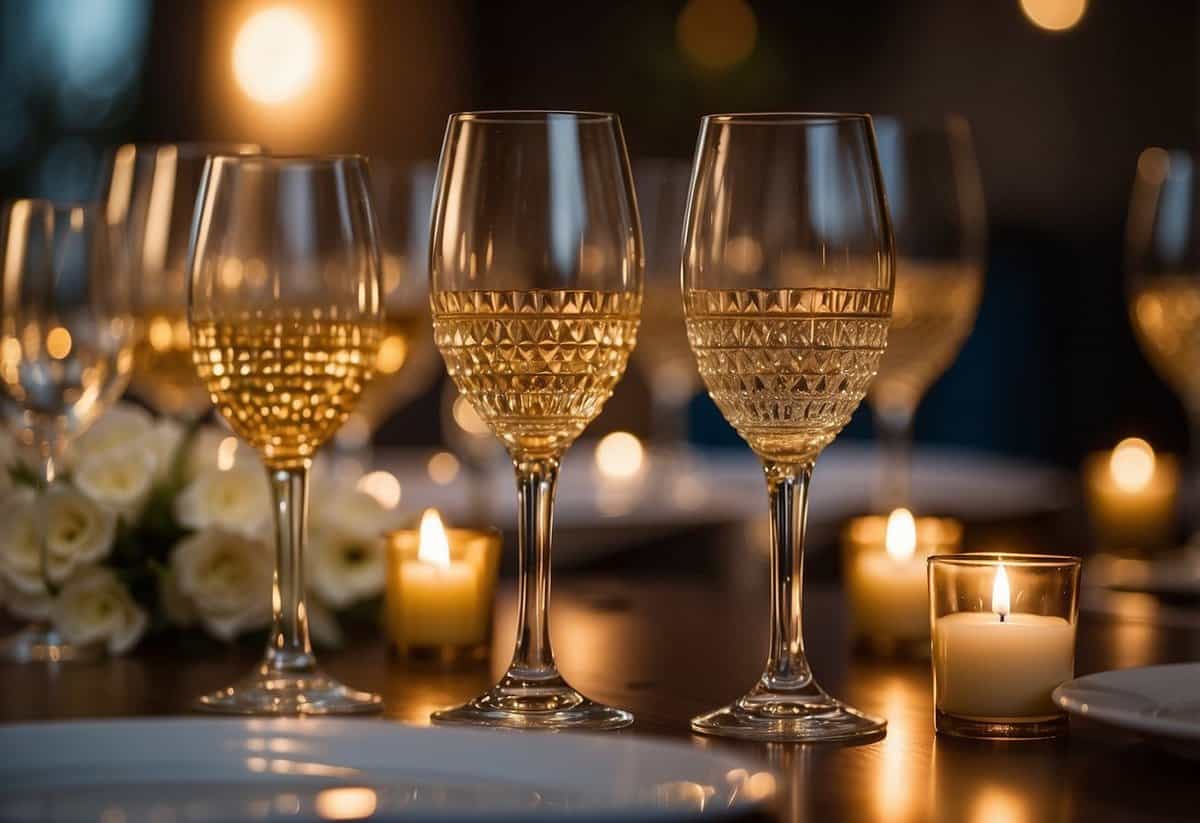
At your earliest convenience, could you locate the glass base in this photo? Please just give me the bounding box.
[194,664,382,716]
[936,708,1068,740]
[0,624,102,663]
[432,672,633,730]
[691,687,886,743]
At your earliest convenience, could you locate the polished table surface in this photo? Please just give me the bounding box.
[2,536,1197,823]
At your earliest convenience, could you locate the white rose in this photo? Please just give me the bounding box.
[74,444,157,521]
[157,567,197,628]
[306,596,344,649]
[0,487,115,592]
[175,464,270,539]
[0,576,51,621]
[72,404,155,463]
[170,529,272,641]
[306,525,386,609]
[148,418,186,482]
[310,487,398,541]
[186,426,258,479]
[0,490,38,594]
[52,567,147,654]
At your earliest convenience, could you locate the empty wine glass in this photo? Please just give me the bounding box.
[869,116,985,508]
[187,155,383,714]
[683,113,894,742]
[429,111,642,730]
[103,142,261,419]
[0,200,134,662]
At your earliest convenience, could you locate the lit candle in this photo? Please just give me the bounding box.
[932,558,1077,734]
[386,509,501,659]
[1084,437,1178,553]
[842,509,961,655]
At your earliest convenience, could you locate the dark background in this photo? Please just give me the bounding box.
[1,0,1197,469]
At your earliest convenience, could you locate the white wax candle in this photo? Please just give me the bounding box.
[848,552,927,641]
[398,560,480,646]
[933,612,1075,718]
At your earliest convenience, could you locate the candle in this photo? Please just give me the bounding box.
[1083,437,1178,553]
[386,509,501,660]
[842,509,961,655]
[929,554,1081,739]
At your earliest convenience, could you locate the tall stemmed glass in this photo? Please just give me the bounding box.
[683,114,894,742]
[188,155,383,714]
[0,200,133,662]
[104,142,261,419]
[430,111,641,730]
[869,117,985,508]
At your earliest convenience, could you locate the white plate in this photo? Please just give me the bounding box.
[0,719,774,821]
[1053,664,1200,756]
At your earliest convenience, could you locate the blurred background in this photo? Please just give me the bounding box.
[0,0,1196,471]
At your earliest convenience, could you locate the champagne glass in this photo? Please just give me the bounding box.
[0,200,133,662]
[103,143,261,419]
[683,113,894,742]
[429,111,641,730]
[1127,148,1200,515]
[869,116,985,508]
[632,159,698,446]
[188,155,383,714]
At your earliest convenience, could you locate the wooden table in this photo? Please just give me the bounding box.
[2,535,1196,822]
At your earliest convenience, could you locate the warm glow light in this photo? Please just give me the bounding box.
[1110,437,1156,493]
[677,0,758,70]
[356,470,401,509]
[147,315,173,352]
[744,772,777,802]
[885,508,917,561]
[232,6,320,105]
[314,787,377,820]
[427,451,460,485]
[452,394,491,436]
[992,564,1011,620]
[725,235,763,275]
[595,431,645,480]
[376,334,408,374]
[217,436,239,471]
[417,508,451,569]
[46,327,72,360]
[1137,147,1170,185]
[1019,0,1087,32]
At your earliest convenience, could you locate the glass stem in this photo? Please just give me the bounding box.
[36,437,62,598]
[508,456,560,680]
[877,403,915,511]
[265,465,316,674]
[761,460,817,693]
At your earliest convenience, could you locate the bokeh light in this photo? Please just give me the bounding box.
[356,470,402,509]
[595,431,645,480]
[677,0,757,71]
[232,6,320,105]
[1109,437,1156,493]
[1019,0,1087,32]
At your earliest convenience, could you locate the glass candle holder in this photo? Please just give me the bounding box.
[386,510,502,663]
[842,509,962,657]
[929,553,1081,740]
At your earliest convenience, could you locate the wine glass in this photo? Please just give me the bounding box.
[632,159,697,446]
[103,142,261,419]
[0,200,133,662]
[869,116,985,508]
[683,113,894,742]
[429,111,642,730]
[1127,148,1200,515]
[187,154,383,714]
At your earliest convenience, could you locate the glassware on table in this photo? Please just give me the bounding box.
[429,111,642,730]
[103,143,261,419]
[631,159,697,446]
[336,162,442,451]
[187,154,383,714]
[683,113,894,742]
[869,116,985,508]
[0,200,134,662]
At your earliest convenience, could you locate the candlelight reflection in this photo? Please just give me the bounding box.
[315,787,377,820]
[971,786,1028,823]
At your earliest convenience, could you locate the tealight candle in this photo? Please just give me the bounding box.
[842,509,961,656]
[1083,437,1179,553]
[386,509,501,661]
[929,554,1081,739]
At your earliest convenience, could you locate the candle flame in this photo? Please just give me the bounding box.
[992,563,1011,620]
[1110,437,1155,493]
[417,508,452,570]
[884,508,917,561]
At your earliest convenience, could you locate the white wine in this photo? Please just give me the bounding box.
[686,288,890,463]
[433,289,640,458]
[191,309,379,468]
[870,260,982,412]
[1132,275,1200,408]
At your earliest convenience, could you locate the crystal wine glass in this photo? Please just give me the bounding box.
[103,142,261,419]
[868,117,985,508]
[187,154,383,714]
[1127,148,1200,517]
[0,200,134,662]
[683,113,894,742]
[429,111,642,730]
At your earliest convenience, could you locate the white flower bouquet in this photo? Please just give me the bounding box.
[0,404,403,654]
